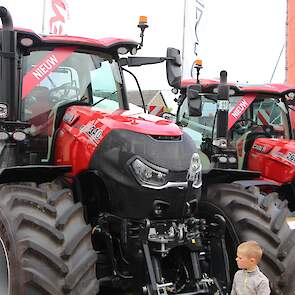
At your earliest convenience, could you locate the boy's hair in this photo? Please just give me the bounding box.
[238,241,263,263]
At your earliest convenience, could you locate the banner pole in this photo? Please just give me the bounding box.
[42,0,47,34]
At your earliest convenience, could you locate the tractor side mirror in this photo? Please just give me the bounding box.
[187,84,202,117]
[166,47,182,89]
[284,92,295,105]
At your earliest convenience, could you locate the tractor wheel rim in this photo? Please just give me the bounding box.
[0,237,10,294]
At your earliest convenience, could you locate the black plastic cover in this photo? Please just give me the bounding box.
[89,129,199,219]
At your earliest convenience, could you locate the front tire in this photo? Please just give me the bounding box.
[199,183,295,295]
[0,180,98,295]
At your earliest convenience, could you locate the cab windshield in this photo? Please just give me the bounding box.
[179,94,291,148]
[21,48,124,124]
[229,95,290,141]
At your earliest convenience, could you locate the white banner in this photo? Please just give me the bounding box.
[182,0,205,80]
[42,0,70,35]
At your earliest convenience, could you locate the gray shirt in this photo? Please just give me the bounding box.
[230,266,270,295]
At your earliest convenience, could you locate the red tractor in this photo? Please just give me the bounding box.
[165,71,295,294]
[0,6,295,295]
[176,74,295,210]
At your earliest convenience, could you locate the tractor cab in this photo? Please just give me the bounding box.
[21,44,127,162]
[229,91,293,170]
[0,24,141,166]
[0,20,183,167]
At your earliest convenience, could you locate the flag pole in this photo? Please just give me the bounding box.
[42,0,47,34]
[181,0,188,79]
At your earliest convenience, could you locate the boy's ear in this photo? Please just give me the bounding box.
[250,257,256,263]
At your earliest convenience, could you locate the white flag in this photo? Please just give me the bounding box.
[182,0,205,80]
[42,0,70,35]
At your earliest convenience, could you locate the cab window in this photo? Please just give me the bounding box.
[21,49,124,123]
[230,96,288,140]
[90,60,123,113]
[178,96,217,148]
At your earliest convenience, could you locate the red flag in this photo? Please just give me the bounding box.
[49,0,69,35]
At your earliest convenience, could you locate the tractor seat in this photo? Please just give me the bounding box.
[30,86,50,98]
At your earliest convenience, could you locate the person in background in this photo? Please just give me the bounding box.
[231,240,270,295]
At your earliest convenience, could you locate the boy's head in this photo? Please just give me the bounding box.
[236,241,263,271]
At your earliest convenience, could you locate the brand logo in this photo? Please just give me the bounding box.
[253,143,265,153]
[63,112,78,125]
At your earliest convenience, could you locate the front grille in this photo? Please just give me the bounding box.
[168,170,188,182]
[150,135,182,141]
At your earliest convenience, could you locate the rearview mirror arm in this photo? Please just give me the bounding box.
[119,56,174,67]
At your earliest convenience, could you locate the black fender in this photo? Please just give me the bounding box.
[234,177,295,212]
[0,165,71,184]
[202,168,260,185]
[278,177,295,211]
[233,179,279,190]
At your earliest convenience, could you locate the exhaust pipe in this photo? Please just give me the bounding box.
[216,70,230,144]
[0,6,17,121]
[0,6,13,30]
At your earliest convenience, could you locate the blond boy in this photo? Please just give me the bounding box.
[231,241,270,295]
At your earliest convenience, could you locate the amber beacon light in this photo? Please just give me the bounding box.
[137,16,148,49]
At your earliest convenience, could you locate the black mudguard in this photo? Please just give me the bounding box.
[0,165,71,184]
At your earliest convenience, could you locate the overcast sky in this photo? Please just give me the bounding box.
[1,0,287,89]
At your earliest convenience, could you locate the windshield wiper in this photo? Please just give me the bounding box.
[92,91,117,107]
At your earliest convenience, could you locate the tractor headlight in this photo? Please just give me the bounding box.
[117,47,129,55]
[130,158,168,188]
[228,156,237,164]
[0,103,8,119]
[12,131,26,142]
[0,131,9,141]
[218,156,227,163]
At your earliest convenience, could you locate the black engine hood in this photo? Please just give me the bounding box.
[89,129,197,174]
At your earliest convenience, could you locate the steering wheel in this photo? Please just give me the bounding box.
[49,83,80,104]
[261,124,274,136]
[235,118,256,129]
[233,119,256,134]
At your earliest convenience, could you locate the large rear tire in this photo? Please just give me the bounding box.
[0,180,98,295]
[199,183,295,295]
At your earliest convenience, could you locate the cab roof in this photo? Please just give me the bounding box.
[3,27,138,54]
[181,78,295,96]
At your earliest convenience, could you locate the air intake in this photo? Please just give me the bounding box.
[150,135,181,141]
